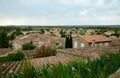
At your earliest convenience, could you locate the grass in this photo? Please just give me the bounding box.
[2,53,120,78]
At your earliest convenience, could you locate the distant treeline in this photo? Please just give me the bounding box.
[0,25,120,31]
[0,26,32,32]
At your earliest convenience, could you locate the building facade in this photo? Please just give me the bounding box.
[73,35,111,48]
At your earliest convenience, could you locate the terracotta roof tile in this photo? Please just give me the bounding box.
[111,38,120,46]
[80,35,111,43]
[0,48,11,56]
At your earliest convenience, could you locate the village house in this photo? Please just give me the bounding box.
[73,35,112,48]
[110,38,120,52]
[104,30,115,36]
[12,33,65,50]
[22,31,28,35]
[12,33,42,50]
[86,29,96,35]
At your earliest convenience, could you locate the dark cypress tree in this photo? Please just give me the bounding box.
[65,34,73,48]
[0,29,9,48]
[69,34,73,48]
[65,35,68,48]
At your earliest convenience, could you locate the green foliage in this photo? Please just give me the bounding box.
[21,26,32,31]
[60,30,66,38]
[9,32,15,40]
[79,31,85,35]
[21,60,39,78]
[46,29,50,31]
[2,53,120,78]
[0,57,8,62]
[60,29,63,34]
[0,29,9,48]
[65,34,73,48]
[111,29,120,37]
[57,46,64,49]
[117,30,120,35]
[0,51,25,62]
[50,31,56,36]
[39,29,45,34]
[39,53,120,78]
[22,43,36,50]
[61,33,66,38]
[55,42,59,45]
[14,27,23,36]
[7,51,25,61]
[33,45,57,58]
[9,27,23,40]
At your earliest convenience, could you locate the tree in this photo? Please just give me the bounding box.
[9,32,15,40]
[22,43,36,50]
[60,29,63,34]
[117,30,120,37]
[9,27,23,39]
[61,33,66,38]
[33,45,57,58]
[69,34,73,48]
[79,31,85,35]
[65,34,73,48]
[0,29,9,48]
[65,35,69,48]
[14,27,23,36]
[40,29,45,34]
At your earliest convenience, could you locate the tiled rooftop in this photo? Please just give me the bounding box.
[13,33,65,47]
[57,48,104,59]
[111,38,120,46]
[0,48,11,56]
[31,56,71,68]
[80,35,111,43]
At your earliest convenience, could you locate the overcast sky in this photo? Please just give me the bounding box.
[0,0,120,25]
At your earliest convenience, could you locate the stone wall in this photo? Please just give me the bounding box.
[73,37,89,48]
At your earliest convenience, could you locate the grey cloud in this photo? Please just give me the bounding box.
[0,0,120,25]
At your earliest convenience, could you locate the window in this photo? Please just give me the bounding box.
[105,43,109,46]
[74,41,78,48]
[99,43,103,46]
[95,44,97,46]
[81,43,85,48]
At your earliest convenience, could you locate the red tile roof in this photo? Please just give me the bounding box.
[80,35,111,43]
[0,48,11,56]
[111,38,120,46]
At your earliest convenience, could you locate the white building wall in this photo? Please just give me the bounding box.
[13,43,22,50]
[73,41,78,48]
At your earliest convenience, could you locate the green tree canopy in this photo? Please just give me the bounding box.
[0,29,9,48]
[22,43,36,50]
[15,27,23,36]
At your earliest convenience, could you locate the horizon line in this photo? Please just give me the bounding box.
[0,24,120,26]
